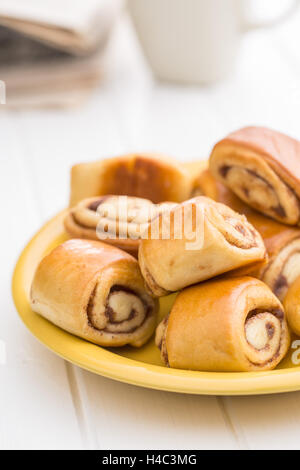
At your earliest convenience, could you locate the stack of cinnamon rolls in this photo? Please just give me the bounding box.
[30,127,300,372]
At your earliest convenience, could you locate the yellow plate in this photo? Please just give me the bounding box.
[12,210,300,396]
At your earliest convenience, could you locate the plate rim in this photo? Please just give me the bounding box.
[12,210,300,396]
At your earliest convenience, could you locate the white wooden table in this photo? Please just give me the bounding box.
[2,11,300,450]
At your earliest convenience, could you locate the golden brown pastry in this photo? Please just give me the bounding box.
[284,277,300,336]
[156,277,290,372]
[64,195,176,257]
[196,169,300,300]
[30,239,158,347]
[138,196,267,296]
[70,153,203,207]
[209,127,300,225]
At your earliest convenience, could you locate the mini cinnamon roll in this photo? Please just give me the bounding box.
[139,196,267,297]
[284,277,300,336]
[30,239,158,347]
[70,153,199,207]
[65,196,174,256]
[196,169,300,300]
[209,127,300,225]
[156,277,290,372]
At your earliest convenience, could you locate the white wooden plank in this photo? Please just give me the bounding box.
[79,370,240,450]
[0,114,83,450]
[223,393,300,450]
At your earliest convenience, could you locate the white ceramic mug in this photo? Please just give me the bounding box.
[128,0,299,84]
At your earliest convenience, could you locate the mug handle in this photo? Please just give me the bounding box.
[241,0,300,32]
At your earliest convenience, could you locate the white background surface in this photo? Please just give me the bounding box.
[2,6,300,450]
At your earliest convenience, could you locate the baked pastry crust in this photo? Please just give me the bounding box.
[139,196,267,296]
[30,239,158,347]
[196,169,300,300]
[156,277,290,372]
[284,277,300,336]
[69,153,203,206]
[209,127,300,225]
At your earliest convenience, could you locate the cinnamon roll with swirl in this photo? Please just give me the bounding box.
[156,277,290,372]
[209,127,300,225]
[64,195,175,257]
[30,239,158,347]
[70,153,200,207]
[195,169,300,301]
[139,196,266,297]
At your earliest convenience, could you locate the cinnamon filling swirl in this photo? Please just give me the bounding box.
[209,202,261,250]
[262,238,300,300]
[88,197,109,212]
[71,197,108,229]
[244,308,284,366]
[155,316,169,366]
[219,165,300,224]
[87,284,152,334]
